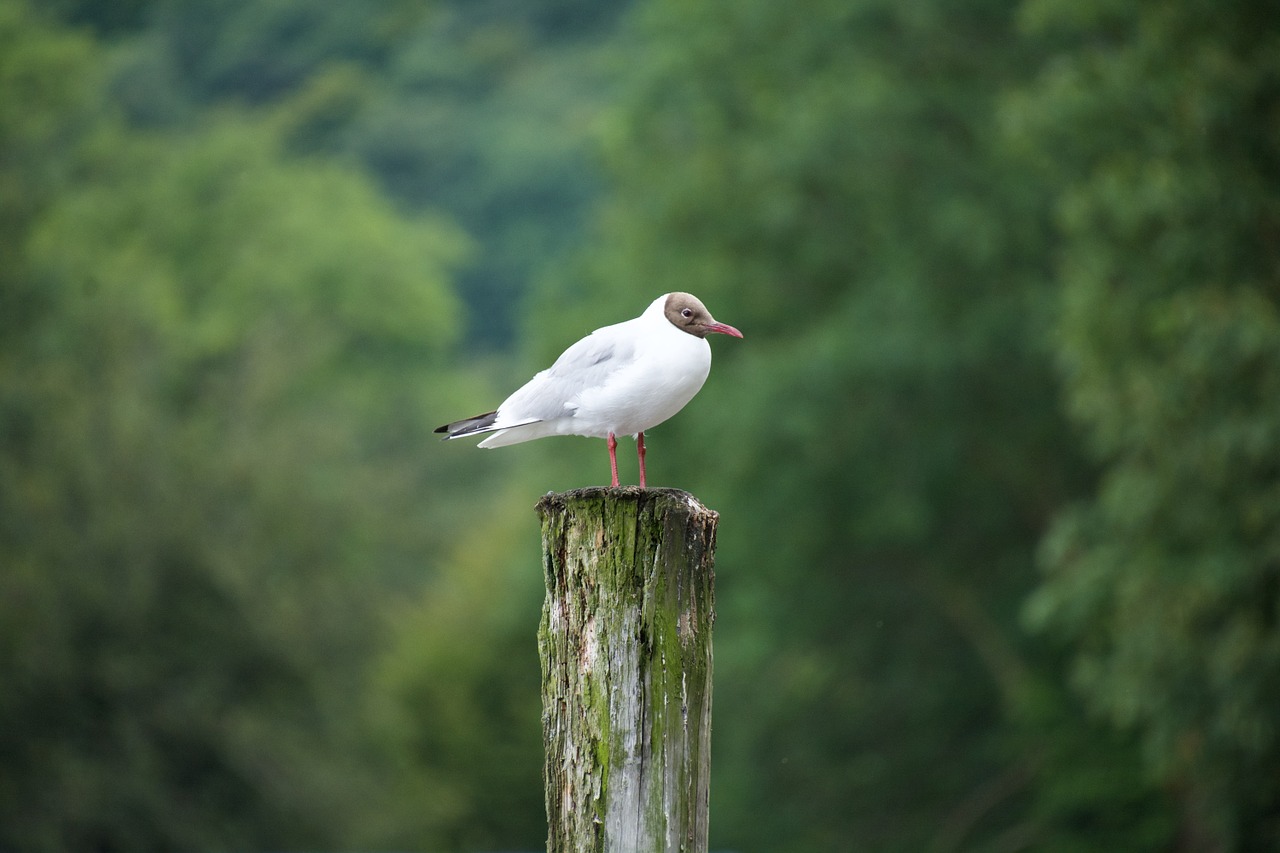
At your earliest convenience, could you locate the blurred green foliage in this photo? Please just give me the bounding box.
[543,0,1174,848]
[1012,0,1280,846]
[0,0,1276,849]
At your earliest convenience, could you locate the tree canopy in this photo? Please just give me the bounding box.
[1,0,1277,849]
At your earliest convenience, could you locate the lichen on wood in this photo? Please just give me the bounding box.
[537,486,718,853]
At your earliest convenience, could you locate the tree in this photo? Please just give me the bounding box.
[103,0,623,350]
[1012,0,1280,846]
[0,0,98,335]
[366,495,547,850]
[0,51,477,843]
[538,0,1176,848]
[3,2,599,847]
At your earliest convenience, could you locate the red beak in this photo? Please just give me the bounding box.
[705,322,744,339]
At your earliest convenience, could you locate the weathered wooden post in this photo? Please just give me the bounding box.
[536,486,718,853]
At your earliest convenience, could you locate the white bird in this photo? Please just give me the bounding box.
[436,292,743,488]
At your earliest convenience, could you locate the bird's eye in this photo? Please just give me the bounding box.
[681,308,693,318]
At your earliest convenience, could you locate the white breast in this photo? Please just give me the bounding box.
[568,322,712,438]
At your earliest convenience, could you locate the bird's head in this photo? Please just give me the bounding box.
[663,292,744,339]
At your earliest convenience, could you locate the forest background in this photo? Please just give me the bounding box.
[2,0,1278,849]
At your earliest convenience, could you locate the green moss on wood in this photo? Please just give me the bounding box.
[537,487,717,853]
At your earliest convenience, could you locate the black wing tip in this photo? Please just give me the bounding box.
[436,410,499,439]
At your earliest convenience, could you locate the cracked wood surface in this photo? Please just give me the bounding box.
[537,487,718,853]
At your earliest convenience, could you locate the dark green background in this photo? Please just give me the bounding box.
[2,0,1277,848]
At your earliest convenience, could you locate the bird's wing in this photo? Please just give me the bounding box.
[496,323,637,424]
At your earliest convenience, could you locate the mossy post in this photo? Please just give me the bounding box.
[536,486,718,853]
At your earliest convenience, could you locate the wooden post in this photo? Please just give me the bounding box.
[536,486,718,853]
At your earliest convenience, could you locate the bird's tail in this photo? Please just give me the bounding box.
[434,411,499,439]
[435,411,543,441]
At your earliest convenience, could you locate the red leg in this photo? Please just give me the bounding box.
[607,432,619,487]
[637,431,647,489]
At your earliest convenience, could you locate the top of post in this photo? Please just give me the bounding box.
[535,486,718,523]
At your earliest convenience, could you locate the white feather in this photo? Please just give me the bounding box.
[476,294,712,448]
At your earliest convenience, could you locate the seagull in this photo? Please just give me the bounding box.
[435,292,743,488]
